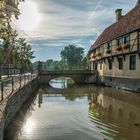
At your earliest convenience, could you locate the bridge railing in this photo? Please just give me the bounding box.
[0,73,37,102]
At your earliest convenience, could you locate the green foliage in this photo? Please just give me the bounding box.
[0,27,35,68]
[45,60,62,71]
[0,0,30,78]
[38,45,88,71]
[0,0,34,73]
[14,38,35,68]
[60,45,88,70]
[45,59,53,70]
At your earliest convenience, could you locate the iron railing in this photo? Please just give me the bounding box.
[0,73,37,102]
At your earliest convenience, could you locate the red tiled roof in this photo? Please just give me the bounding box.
[90,4,140,51]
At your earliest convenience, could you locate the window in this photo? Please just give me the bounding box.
[117,38,123,46]
[107,42,112,50]
[138,31,140,49]
[118,57,123,70]
[124,35,130,45]
[95,63,97,70]
[130,55,136,70]
[108,59,112,70]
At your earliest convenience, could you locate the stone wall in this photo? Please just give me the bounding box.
[0,78,38,140]
[98,75,140,92]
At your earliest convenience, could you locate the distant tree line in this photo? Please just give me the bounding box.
[33,45,88,71]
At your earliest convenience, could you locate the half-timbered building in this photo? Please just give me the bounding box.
[88,0,140,91]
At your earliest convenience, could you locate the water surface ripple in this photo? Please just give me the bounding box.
[4,79,140,140]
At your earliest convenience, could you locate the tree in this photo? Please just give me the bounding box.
[1,29,18,64]
[52,61,61,71]
[60,45,84,70]
[14,38,35,72]
[0,0,25,78]
[80,57,89,70]
[46,59,53,70]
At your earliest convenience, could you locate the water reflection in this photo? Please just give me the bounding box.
[4,79,140,140]
[88,88,140,140]
[38,88,43,107]
[49,77,74,89]
[4,93,37,140]
[23,118,35,134]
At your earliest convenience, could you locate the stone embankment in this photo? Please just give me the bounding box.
[0,78,38,140]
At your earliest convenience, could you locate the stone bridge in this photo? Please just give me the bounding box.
[38,70,98,84]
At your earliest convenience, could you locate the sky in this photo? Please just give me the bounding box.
[12,0,136,62]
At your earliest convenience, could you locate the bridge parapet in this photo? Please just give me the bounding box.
[38,70,98,84]
[40,70,97,75]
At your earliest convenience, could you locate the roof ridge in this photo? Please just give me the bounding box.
[90,4,140,51]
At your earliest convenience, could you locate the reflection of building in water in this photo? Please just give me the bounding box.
[89,88,140,140]
[38,88,43,108]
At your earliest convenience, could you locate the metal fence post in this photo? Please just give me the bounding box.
[20,75,21,88]
[12,77,14,92]
[28,74,29,82]
[1,82,3,101]
[24,74,26,84]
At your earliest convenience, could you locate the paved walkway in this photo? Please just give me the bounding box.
[0,74,37,118]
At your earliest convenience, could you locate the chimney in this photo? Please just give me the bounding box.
[115,9,122,22]
[136,0,140,6]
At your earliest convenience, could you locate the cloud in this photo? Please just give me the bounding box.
[15,0,136,61]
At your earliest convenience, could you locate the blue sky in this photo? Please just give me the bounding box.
[14,0,136,62]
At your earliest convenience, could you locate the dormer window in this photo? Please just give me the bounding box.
[117,37,123,47]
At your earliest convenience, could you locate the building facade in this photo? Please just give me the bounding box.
[88,1,140,91]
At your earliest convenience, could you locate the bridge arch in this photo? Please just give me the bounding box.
[39,70,97,85]
[49,77,75,88]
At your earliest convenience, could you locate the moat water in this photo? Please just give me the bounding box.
[4,78,140,140]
